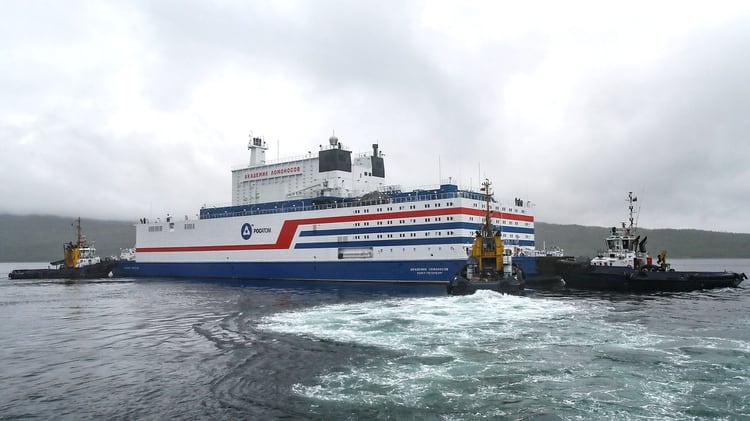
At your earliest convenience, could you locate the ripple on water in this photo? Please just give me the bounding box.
[257,290,750,418]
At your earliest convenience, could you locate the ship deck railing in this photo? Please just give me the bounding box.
[197,190,487,220]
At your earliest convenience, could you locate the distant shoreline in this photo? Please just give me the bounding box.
[2,214,749,262]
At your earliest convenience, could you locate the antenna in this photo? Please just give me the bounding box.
[75,217,83,246]
[627,192,638,231]
[481,178,493,237]
[478,162,481,192]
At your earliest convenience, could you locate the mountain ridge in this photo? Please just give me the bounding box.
[2,214,749,262]
[534,222,750,258]
[1,214,135,263]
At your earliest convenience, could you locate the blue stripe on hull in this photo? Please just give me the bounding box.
[513,256,538,275]
[115,260,467,283]
[294,238,534,249]
[295,237,471,249]
[299,222,534,236]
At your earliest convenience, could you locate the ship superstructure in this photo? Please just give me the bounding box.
[119,135,538,283]
[233,135,385,205]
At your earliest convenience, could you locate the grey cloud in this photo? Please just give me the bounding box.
[1,1,749,233]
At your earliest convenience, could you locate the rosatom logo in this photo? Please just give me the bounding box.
[241,223,253,240]
[241,222,272,240]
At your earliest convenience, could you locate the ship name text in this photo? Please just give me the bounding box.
[244,166,302,180]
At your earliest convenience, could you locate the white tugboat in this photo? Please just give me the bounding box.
[553,193,746,292]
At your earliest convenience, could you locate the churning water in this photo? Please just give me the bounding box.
[1,259,748,419]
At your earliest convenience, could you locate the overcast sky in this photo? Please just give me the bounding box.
[2,0,749,233]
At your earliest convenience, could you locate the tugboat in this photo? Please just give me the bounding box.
[8,218,120,280]
[553,192,747,292]
[448,179,527,295]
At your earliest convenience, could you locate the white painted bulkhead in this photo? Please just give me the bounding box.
[134,194,534,264]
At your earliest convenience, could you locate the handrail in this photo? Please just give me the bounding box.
[194,189,533,221]
[198,191,469,220]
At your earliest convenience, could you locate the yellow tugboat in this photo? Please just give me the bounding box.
[8,218,119,280]
[448,179,526,295]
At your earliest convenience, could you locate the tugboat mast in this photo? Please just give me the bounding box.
[627,192,637,234]
[75,217,84,247]
[481,178,494,237]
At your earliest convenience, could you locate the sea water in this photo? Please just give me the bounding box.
[0,259,748,419]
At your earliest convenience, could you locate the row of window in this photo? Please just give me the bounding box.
[353,216,457,227]
[352,231,461,240]
[356,201,459,214]
[355,202,527,216]
[351,216,528,227]
[144,224,529,240]
[350,232,529,240]
[148,223,194,232]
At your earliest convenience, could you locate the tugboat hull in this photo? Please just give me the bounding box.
[9,260,119,280]
[555,260,746,292]
[448,276,524,296]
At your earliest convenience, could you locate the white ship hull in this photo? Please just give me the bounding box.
[117,136,538,283]
[119,188,536,283]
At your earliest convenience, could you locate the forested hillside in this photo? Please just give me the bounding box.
[535,222,750,258]
[1,214,135,262]
[1,214,749,262]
